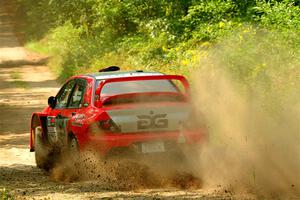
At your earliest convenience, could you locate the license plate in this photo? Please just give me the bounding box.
[141,141,165,153]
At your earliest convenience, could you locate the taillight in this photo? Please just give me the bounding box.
[99,120,112,130]
[99,119,121,133]
[89,119,120,134]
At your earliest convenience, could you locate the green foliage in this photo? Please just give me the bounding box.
[16,0,300,86]
[25,40,49,55]
[1,188,14,200]
[250,0,300,29]
[204,28,300,112]
[46,22,108,81]
[184,1,237,28]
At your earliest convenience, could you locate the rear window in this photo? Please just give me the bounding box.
[96,80,178,96]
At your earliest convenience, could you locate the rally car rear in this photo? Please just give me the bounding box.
[30,69,207,171]
[86,74,207,156]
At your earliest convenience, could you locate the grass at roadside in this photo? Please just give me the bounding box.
[9,71,21,80]
[12,80,28,88]
[9,71,28,89]
[0,188,14,200]
[25,40,49,55]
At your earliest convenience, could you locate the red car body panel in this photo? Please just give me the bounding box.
[89,130,206,154]
[30,72,207,154]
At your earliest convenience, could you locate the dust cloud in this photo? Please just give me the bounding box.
[190,31,300,198]
[50,150,202,190]
[49,88,202,191]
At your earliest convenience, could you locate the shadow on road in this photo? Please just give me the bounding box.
[0,57,49,68]
[0,164,224,199]
[0,10,19,48]
[0,79,57,89]
[0,104,45,135]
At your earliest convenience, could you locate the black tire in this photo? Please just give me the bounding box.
[67,134,80,163]
[34,126,53,170]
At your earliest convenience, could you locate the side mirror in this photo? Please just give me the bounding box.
[48,96,57,109]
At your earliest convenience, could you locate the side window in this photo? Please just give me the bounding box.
[68,79,87,108]
[56,80,76,109]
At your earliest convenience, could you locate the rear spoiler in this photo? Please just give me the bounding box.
[94,75,190,107]
[96,75,190,95]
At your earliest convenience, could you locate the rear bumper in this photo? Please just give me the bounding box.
[87,130,207,155]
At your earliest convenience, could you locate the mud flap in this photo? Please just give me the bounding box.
[47,115,69,147]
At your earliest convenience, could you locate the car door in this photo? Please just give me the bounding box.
[66,78,89,139]
[47,78,88,145]
[57,78,88,143]
[47,79,76,144]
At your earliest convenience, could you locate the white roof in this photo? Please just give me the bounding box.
[92,71,164,80]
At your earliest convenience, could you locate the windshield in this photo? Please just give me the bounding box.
[96,79,179,96]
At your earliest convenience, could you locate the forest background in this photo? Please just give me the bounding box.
[16,0,300,113]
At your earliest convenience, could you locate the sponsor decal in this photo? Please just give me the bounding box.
[137,111,168,130]
[74,114,85,120]
[72,114,85,127]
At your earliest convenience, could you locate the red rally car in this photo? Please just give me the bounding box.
[30,67,207,169]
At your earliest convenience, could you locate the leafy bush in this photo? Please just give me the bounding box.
[202,28,300,112]
[16,0,300,83]
[250,0,300,30]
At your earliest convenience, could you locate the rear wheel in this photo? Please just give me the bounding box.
[34,126,53,170]
[67,134,80,163]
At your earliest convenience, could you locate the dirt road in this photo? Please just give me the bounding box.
[0,1,234,199]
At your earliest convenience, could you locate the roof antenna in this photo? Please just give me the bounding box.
[99,66,120,72]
